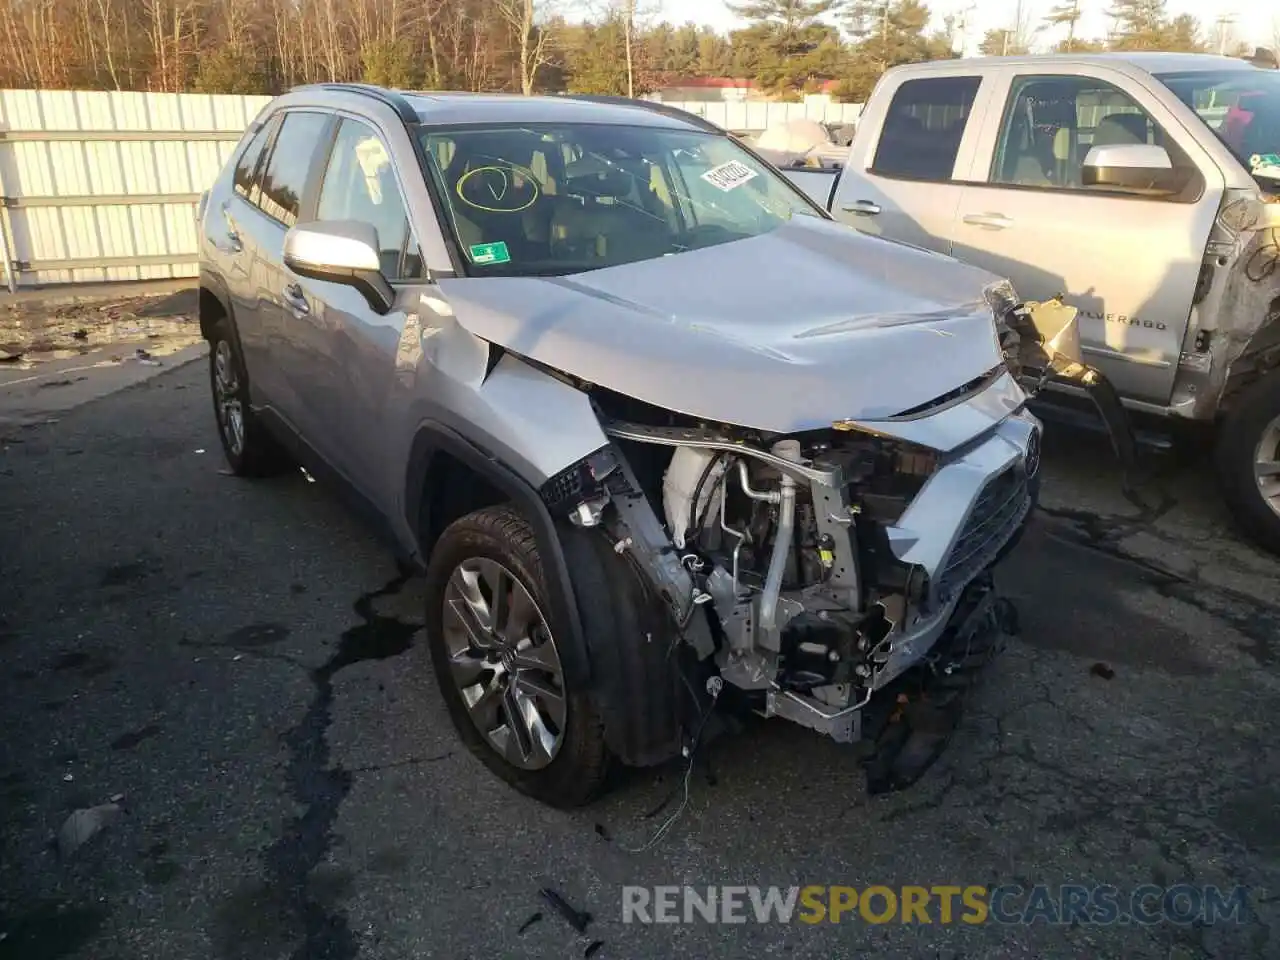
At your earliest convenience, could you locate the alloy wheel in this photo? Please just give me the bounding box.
[1254,413,1280,519]
[213,339,245,457]
[441,557,567,770]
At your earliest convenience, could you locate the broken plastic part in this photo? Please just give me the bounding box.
[539,887,592,933]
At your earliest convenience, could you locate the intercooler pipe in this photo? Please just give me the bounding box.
[759,439,801,633]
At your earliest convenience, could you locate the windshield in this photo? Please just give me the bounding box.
[417,123,825,277]
[1156,69,1280,182]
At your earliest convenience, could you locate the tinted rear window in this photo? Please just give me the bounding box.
[872,76,982,182]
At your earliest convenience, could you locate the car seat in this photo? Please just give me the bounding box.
[550,159,670,267]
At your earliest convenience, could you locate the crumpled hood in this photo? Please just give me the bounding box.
[437,217,1007,433]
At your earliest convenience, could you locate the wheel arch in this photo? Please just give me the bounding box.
[199,272,233,342]
[1220,294,1280,414]
[405,422,591,687]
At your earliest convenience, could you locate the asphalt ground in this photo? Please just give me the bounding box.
[2,355,1279,960]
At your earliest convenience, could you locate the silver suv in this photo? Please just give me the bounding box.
[198,83,1062,807]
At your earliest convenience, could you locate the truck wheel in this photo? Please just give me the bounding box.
[1216,372,1280,555]
[208,318,290,477]
[423,506,609,808]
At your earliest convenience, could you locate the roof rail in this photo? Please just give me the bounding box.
[291,82,419,123]
[556,94,725,135]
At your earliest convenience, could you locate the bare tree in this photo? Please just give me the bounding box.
[496,0,555,95]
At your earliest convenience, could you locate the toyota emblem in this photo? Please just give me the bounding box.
[1024,427,1042,478]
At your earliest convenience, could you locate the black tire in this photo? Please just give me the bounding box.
[1216,371,1280,555]
[208,317,291,477]
[423,506,609,808]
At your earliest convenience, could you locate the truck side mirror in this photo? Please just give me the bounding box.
[1082,143,1181,197]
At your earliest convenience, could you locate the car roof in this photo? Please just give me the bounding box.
[403,91,709,130]
[896,52,1264,76]
[280,86,714,132]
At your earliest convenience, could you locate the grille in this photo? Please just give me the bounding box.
[934,466,1031,605]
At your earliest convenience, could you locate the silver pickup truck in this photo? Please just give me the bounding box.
[781,53,1280,553]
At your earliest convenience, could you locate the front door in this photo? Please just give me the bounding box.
[949,67,1224,404]
[291,116,425,507]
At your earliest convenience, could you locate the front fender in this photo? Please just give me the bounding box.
[404,422,591,689]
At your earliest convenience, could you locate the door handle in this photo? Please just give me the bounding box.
[962,212,1014,230]
[220,206,243,253]
[282,283,310,317]
[841,200,881,215]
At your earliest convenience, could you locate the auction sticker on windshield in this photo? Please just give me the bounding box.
[701,160,758,192]
[469,241,511,265]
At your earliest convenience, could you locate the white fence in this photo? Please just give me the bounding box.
[0,89,271,290]
[646,98,863,133]
[0,88,860,291]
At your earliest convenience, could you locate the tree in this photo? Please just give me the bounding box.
[1045,0,1080,52]
[980,29,1028,57]
[838,0,953,102]
[496,0,557,94]
[1108,0,1167,50]
[727,0,838,93]
[1054,36,1106,53]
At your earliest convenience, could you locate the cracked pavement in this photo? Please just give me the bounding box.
[1,359,1279,959]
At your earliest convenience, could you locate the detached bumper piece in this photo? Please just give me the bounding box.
[857,574,1017,795]
[1001,297,1140,480]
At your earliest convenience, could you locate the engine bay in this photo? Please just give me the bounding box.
[544,385,1037,747]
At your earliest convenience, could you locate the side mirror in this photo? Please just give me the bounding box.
[1082,143,1180,197]
[283,220,394,315]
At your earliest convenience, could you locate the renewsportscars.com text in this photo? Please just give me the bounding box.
[621,884,1251,926]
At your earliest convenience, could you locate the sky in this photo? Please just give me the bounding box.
[643,0,1278,57]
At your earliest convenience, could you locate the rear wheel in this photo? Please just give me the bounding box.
[423,506,608,807]
[208,318,290,477]
[1216,370,1280,555]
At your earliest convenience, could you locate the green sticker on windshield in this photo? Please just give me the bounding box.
[469,241,511,265]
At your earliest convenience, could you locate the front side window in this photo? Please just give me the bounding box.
[256,111,331,227]
[1157,69,1280,183]
[418,122,823,277]
[316,118,421,280]
[991,74,1199,195]
[871,76,982,182]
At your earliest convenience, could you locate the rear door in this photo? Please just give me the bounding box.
[242,109,337,435]
[949,65,1225,404]
[828,69,1000,254]
[216,115,278,398]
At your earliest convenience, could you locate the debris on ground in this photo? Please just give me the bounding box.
[539,887,592,934]
[1089,662,1116,680]
[56,803,123,858]
[516,912,542,934]
[0,288,200,371]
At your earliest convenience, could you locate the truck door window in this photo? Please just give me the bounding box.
[871,76,981,182]
[316,118,422,280]
[992,75,1199,197]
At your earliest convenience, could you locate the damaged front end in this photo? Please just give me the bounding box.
[538,368,1043,793]
[989,280,1141,482]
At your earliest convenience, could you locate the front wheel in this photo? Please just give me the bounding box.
[422,506,609,807]
[1216,372,1280,555]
